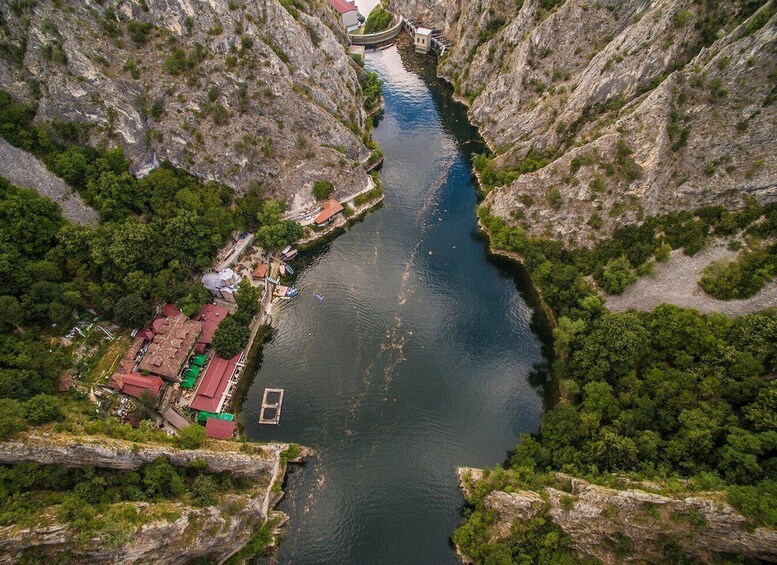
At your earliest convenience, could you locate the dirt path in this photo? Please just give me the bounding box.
[0,137,98,224]
[606,241,777,316]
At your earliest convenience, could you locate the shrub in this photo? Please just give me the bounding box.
[312,180,334,200]
[546,187,563,210]
[114,294,152,328]
[127,21,153,45]
[364,7,393,33]
[212,315,250,359]
[699,244,776,300]
[599,255,637,294]
[24,394,64,425]
[176,423,205,449]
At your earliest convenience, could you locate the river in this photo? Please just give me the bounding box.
[242,44,547,564]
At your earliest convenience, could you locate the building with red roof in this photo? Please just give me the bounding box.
[189,354,241,413]
[113,372,165,399]
[252,262,268,280]
[314,198,344,227]
[204,418,237,440]
[162,303,182,318]
[194,303,229,354]
[139,313,201,380]
[327,0,359,29]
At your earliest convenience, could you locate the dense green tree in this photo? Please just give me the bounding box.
[113,293,152,328]
[312,180,334,201]
[598,255,637,294]
[569,312,649,384]
[235,279,261,323]
[0,296,23,328]
[0,398,27,439]
[24,394,64,425]
[212,316,250,359]
[176,424,205,450]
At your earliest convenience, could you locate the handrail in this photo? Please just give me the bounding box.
[349,19,403,45]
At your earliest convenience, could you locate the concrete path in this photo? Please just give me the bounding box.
[606,241,777,316]
[0,137,98,224]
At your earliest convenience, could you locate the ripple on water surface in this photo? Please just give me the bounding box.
[246,45,547,564]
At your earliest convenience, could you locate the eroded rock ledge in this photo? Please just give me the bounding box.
[0,433,307,564]
[458,468,777,564]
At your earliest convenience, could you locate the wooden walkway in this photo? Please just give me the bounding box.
[259,388,285,424]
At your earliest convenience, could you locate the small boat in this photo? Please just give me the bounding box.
[279,264,286,276]
[286,287,299,298]
[281,245,292,256]
[285,264,295,275]
[315,294,325,302]
[282,249,298,260]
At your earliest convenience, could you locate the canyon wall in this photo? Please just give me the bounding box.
[392,0,777,244]
[0,0,373,214]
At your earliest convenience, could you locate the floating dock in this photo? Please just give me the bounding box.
[259,388,284,425]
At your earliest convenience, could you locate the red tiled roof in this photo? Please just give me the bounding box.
[139,314,202,380]
[314,198,344,225]
[204,418,236,439]
[194,304,229,351]
[118,373,164,398]
[252,263,268,279]
[138,329,155,341]
[162,303,182,317]
[327,0,357,15]
[189,354,240,412]
[151,316,166,334]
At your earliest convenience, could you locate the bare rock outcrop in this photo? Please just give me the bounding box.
[458,468,777,564]
[0,137,98,224]
[0,0,373,214]
[0,433,305,564]
[392,0,777,245]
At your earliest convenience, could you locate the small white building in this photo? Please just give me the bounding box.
[414,27,432,54]
[328,0,360,31]
[202,268,241,303]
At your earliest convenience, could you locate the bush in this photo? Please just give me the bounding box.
[546,187,563,210]
[176,423,205,449]
[699,244,776,300]
[364,7,393,33]
[599,256,637,294]
[24,394,64,425]
[114,294,153,329]
[212,316,250,359]
[312,180,334,201]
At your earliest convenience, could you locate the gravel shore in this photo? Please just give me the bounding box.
[606,241,777,316]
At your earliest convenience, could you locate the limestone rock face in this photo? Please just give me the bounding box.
[458,469,777,564]
[0,433,282,479]
[0,0,372,214]
[391,0,777,245]
[0,433,299,563]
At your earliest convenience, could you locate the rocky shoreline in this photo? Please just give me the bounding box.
[456,468,777,564]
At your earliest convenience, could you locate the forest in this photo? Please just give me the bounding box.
[454,204,777,563]
[0,90,301,440]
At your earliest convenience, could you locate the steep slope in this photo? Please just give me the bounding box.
[392,0,776,245]
[457,468,777,564]
[0,0,373,214]
[0,433,304,563]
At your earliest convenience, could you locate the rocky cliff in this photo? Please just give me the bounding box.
[458,468,777,564]
[391,0,777,245]
[0,0,373,215]
[0,433,305,564]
